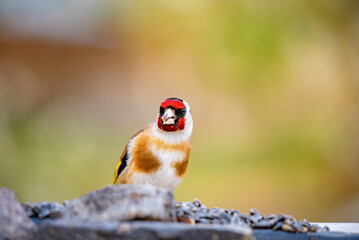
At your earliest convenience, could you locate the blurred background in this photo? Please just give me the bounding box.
[0,0,359,222]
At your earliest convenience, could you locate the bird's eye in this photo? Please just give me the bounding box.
[181,108,186,114]
[159,107,165,115]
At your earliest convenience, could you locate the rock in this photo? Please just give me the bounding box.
[0,187,38,240]
[61,184,175,222]
[38,220,253,240]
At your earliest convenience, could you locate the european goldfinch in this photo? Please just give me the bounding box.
[112,97,193,191]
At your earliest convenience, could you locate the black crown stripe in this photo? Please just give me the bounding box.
[166,97,183,102]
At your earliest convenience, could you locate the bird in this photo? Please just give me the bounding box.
[112,97,193,191]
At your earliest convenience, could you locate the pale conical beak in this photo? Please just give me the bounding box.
[162,108,175,125]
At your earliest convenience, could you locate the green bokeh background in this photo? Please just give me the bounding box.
[0,0,358,221]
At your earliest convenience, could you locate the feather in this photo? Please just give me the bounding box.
[112,149,129,184]
[112,128,146,184]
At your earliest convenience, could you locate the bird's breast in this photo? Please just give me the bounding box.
[130,133,190,191]
[150,137,190,177]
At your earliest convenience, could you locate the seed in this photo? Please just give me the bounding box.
[200,204,208,210]
[186,202,195,209]
[198,218,210,224]
[253,219,275,229]
[232,210,240,215]
[211,218,222,225]
[310,224,320,232]
[177,216,195,225]
[225,209,235,215]
[196,212,210,219]
[176,209,184,217]
[21,202,35,217]
[211,207,222,213]
[253,214,263,222]
[219,212,231,223]
[265,214,276,220]
[230,215,241,225]
[248,216,258,224]
[273,221,284,230]
[291,222,303,233]
[208,212,220,219]
[319,226,330,232]
[281,223,295,232]
[193,198,202,208]
[198,207,210,214]
[38,208,50,219]
[250,208,260,216]
[182,208,195,218]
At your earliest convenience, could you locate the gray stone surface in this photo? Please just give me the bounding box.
[254,229,359,240]
[61,184,175,222]
[38,220,253,240]
[0,187,38,240]
[317,223,359,234]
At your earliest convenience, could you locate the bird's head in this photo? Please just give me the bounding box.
[157,97,192,132]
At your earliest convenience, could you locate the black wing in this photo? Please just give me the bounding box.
[112,150,129,184]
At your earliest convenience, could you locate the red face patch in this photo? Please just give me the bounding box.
[157,115,183,132]
[157,99,187,132]
[177,118,186,130]
[160,99,186,110]
[157,115,163,129]
[162,125,179,132]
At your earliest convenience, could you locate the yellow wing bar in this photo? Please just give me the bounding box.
[112,159,122,184]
